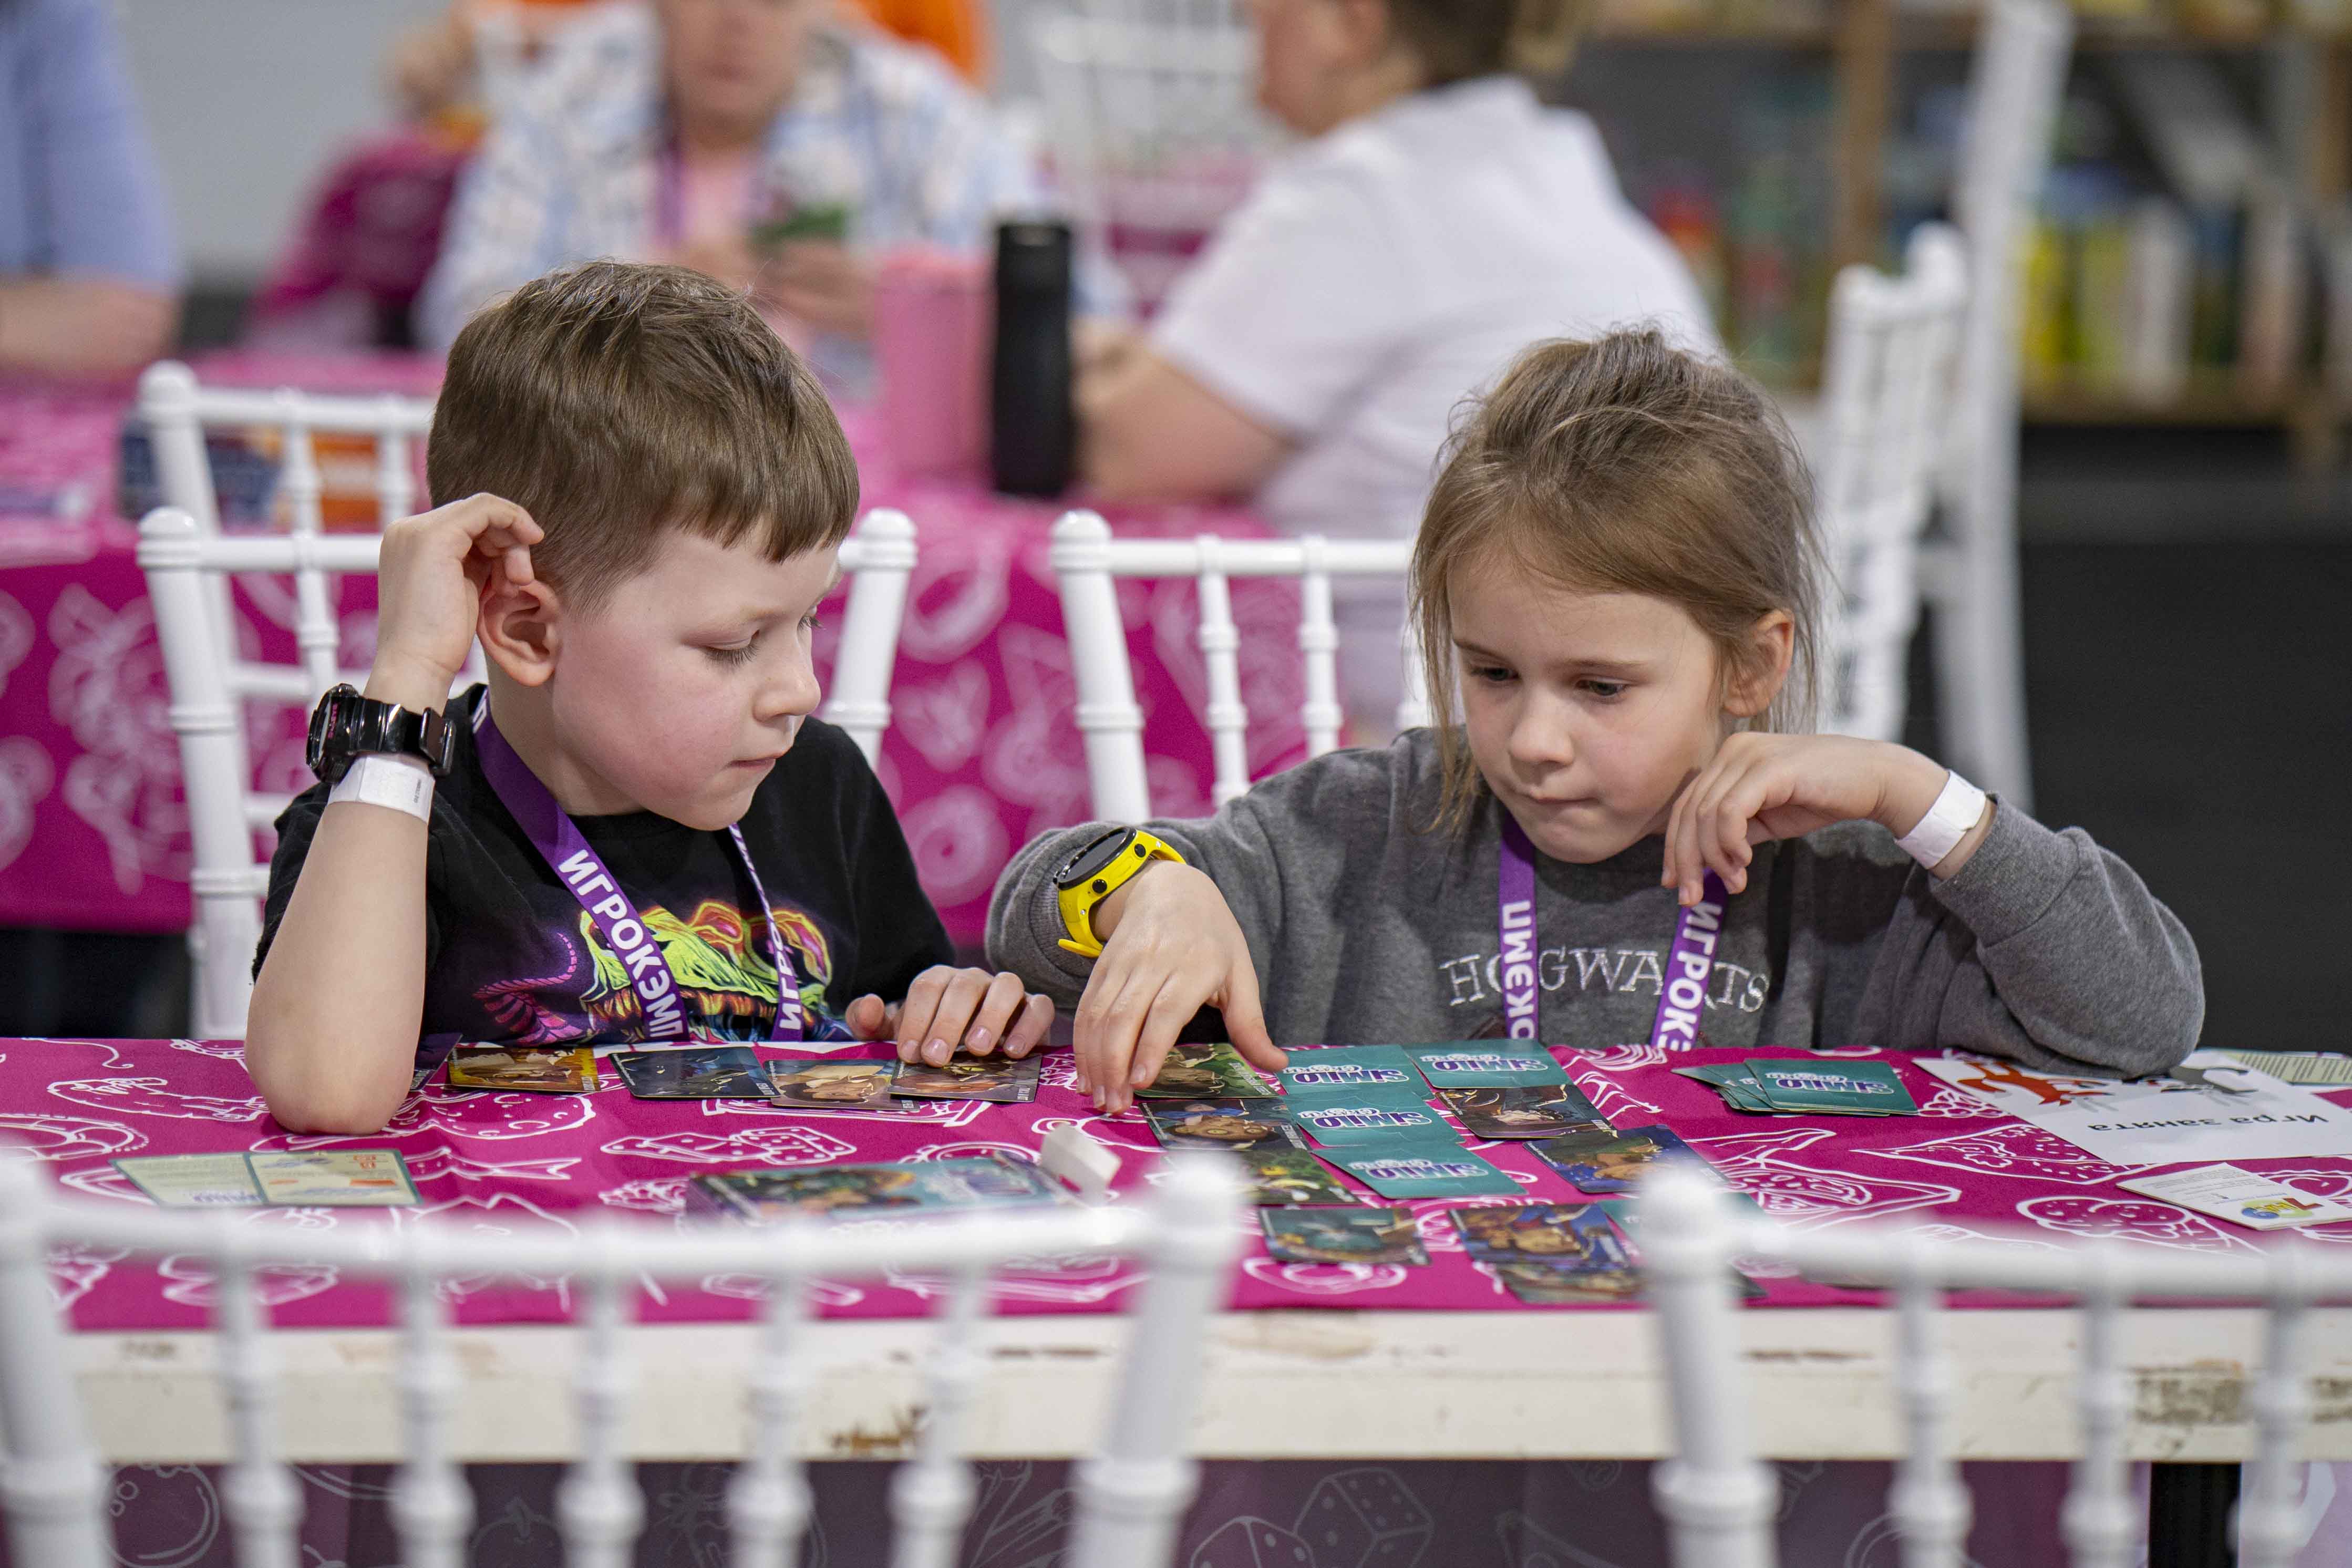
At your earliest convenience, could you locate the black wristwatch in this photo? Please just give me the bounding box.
[306,683,455,785]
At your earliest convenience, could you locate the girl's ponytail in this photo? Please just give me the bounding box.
[1506,0,1594,78]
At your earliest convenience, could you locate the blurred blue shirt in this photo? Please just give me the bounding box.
[0,0,179,288]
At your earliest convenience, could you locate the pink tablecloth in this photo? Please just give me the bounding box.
[0,354,1305,944]
[17,1037,2352,1334]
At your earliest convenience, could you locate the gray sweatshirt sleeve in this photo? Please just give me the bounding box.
[1843,800,2204,1077]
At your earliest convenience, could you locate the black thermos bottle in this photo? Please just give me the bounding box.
[990,219,1075,497]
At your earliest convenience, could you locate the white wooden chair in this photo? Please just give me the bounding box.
[1921,0,2075,809]
[1641,1164,2342,1568]
[0,1151,1244,1568]
[1815,224,1969,743]
[1050,510,1431,822]
[138,505,920,1041]
[1030,10,1267,311]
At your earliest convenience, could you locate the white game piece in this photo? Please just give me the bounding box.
[1039,1125,1119,1203]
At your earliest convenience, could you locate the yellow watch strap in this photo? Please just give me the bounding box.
[1056,830,1183,958]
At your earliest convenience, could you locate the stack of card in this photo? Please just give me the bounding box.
[1270,1044,1523,1199]
[115,1150,420,1208]
[690,1151,1062,1223]
[1452,1203,1641,1305]
[1675,1058,1919,1117]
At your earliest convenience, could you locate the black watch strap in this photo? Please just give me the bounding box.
[308,683,456,785]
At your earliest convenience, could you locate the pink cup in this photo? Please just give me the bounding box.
[873,247,992,481]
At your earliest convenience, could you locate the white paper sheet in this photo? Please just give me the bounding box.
[1915,1051,2352,1165]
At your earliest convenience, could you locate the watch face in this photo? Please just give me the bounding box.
[306,685,351,778]
[1057,828,1136,891]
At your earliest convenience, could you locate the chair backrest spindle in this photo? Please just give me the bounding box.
[888,1266,990,1568]
[389,1256,471,1568]
[1296,537,1343,758]
[0,1165,109,1568]
[214,1239,302,1568]
[2237,1250,2314,1568]
[2059,1248,2138,1568]
[1192,537,1251,807]
[1887,1246,1970,1568]
[725,1271,816,1568]
[556,1249,645,1568]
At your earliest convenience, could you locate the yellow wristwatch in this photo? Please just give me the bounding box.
[1054,827,1184,958]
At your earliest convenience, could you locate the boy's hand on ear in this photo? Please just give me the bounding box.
[1070,862,1284,1117]
[1662,733,1961,905]
[847,968,1054,1065]
[370,493,542,706]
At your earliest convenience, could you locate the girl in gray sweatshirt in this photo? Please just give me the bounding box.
[983,331,2202,1113]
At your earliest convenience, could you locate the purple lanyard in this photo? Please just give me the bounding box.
[1497,815,1728,1050]
[474,706,804,1043]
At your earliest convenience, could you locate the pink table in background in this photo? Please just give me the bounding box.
[0,354,1305,947]
[7,1037,2351,1567]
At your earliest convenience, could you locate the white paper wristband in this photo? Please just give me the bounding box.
[327,754,435,822]
[1895,770,1988,869]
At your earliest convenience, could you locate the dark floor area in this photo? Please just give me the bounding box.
[3,431,2345,1047]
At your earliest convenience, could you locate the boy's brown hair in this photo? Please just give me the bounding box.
[1411,329,1824,828]
[428,261,859,611]
[1386,0,1594,85]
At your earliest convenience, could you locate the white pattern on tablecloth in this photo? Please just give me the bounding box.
[47,585,188,893]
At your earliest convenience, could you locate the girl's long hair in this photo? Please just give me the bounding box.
[1409,329,1825,830]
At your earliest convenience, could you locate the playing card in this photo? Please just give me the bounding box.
[1276,1045,1423,1094]
[1744,1059,1918,1116]
[113,1153,264,1208]
[1141,1099,1304,1152]
[2117,1164,2352,1231]
[1490,1261,1647,1305]
[1532,1123,1701,1194]
[1441,1084,1610,1140]
[611,1046,771,1099]
[1280,1085,1454,1147]
[2213,1051,2352,1086]
[1405,1042,1571,1089]
[1452,1203,1630,1271]
[245,1149,420,1207]
[1231,1145,1360,1205]
[1260,1205,1428,1266]
[1136,1041,1276,1098]
[912,1152,1067,1207]
[762,1059,900,1110]
[1317,1139,1520,1199]
[889,1053,1043,1102]
[1673,1062,1777,1113]
[447,1045,600,1094]
[693,1164,928,1221]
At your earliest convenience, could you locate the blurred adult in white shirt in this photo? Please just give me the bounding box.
[1078,0,1717,721]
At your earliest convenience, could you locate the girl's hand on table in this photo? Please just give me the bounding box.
[1072,861,1286,1116]
[849,968,1054,1065]
[1662,733,1992,905]
[368,493,541,708]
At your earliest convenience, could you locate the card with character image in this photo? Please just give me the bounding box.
[1452,1203,1630,1271]
[611,1046,771,1099]
[1136,1041,1275,1099]
[1491,1261,1647,1305]
[1441,1084,1610,1140]
[890,1052,1043,1102]
[692,1163,930,1222]
[762,1059,902,1110]
[1276,1045,1422,1094]
[912,1152,1067,1207]
[447,1045,600,1094]
[1532,1123,1701,1194]
[1142,1099,1305,1152]
[1260,1205,1428,1266]
[1232,1145,1360,1205]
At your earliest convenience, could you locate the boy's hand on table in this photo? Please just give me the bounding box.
[368,493,541,708]
[1072,861,1286,1116]
[850,968,1054,1066]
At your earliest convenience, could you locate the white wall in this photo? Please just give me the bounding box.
[113,0,446,282]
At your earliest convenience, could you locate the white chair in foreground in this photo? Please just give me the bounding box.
[1050,510,1431,822]
[0,1154,1243,1568]
[1642,1165,2339,1568]
[138,506,919,1040]
[1815,224,1969,742]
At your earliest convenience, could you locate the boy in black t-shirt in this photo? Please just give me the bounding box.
[249,262,1051,1133]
